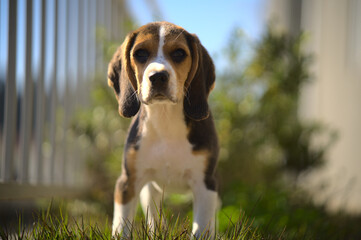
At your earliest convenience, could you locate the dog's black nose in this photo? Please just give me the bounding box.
[149,71,169,86]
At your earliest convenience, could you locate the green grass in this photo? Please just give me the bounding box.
[0,202,262,240]
[0,203,110,240]
[2,183,361,240]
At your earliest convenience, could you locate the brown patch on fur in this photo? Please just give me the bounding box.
[209,81,216,92]
[192,149,211,172]
[130,33,160,88]
[192,149,210,157]
[114,148,137,204]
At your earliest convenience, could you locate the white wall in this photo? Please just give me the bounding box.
[299,0,361,214]
[268,0,361,213]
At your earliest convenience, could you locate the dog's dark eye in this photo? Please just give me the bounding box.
[171,49,187,63]
[134,49,149,63]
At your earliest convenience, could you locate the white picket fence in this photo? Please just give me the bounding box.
[0,0,127,199]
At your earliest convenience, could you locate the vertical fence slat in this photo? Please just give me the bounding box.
[0,0,5,169]
[77,0,84,106]
[81,0,88,93]
[35,0,46,184]
[50,0,58,185]
[19,0,34,184]
[105,0,111,40]
[88,0,96,76]
[68,0,78,186]
[96,0,105,74]
[111,0,115,39]
[73,0,84,186]
[1,0,17,182]
[82,0,90,107]
[56,0,66,186]
[62,0,71,186]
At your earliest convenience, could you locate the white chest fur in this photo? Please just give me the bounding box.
[135,103,206,191]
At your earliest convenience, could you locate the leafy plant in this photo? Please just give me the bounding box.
[213,27,337,188]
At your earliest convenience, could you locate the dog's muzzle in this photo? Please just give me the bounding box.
[146,71,174,103]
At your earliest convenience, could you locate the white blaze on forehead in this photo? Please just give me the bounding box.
[157,25,166,60]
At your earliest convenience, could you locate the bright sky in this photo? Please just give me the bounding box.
[127,0,267,58]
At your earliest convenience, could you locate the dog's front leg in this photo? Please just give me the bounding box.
[140,182,165,231]
[191,180,218,239]
[112,174,138,237]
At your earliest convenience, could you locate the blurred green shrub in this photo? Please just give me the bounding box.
[213,27,337,194]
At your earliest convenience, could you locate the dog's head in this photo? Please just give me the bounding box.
[107,21,215,120]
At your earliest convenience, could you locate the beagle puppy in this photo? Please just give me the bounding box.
[107,21,219,238]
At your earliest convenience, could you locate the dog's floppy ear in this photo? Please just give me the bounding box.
[107,32,140,118]
[184,34,215,121]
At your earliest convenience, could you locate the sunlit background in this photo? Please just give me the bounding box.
[1,0,361,238]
